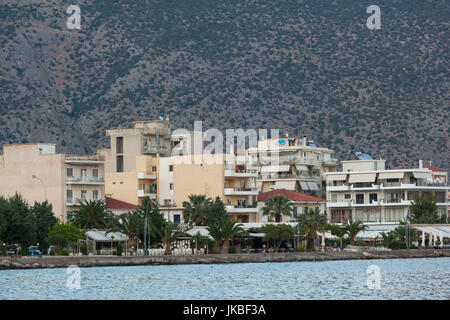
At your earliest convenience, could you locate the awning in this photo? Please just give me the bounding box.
[275,181,296,190]
[295,165,308,171]
[327,174,347,181]
[413,172,431,179]
[300,181,310,191]
[307,181,319,191]
[378,172,404,179]
[85,230,128,242]
[348,173,376,183]
[260,165,290,173]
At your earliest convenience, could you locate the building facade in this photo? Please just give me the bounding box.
[247,136,337,198]
[326,159,449,224]
[0,143,104,222]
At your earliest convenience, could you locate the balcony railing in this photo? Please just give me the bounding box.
[66,177,105,184]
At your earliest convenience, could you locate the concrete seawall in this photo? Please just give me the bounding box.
[1,249,449,270]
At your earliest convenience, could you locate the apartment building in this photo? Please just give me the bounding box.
[173,154,259,223]
[102,119,172,206]
[247,136,337,197]
[325,158,449,224]
[0,143,104,222]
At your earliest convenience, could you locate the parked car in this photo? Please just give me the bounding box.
[28,246,42,256]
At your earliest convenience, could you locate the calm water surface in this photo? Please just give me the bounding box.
[1,257,449,300]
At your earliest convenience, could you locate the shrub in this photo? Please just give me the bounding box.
[49,249,56,256]
[80,243,88,255]
[61,249,69,256]
[112,250,117,256]
[228,247,237,254]
[116,243,123,256]
[96,250,101,255]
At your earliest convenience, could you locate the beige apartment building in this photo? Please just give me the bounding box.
[102,119,172,207]
[0,143,105,222]
[173,154,259,223]
[325,159,449,224]
[247,136,337,197]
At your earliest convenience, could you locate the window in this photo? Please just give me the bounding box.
[164,199,171,205]
[331,194,338,202]
[355,194,364,204]
[92,190,99,200]
[116,137,123,153]
[66,168,73,178]
[81,190,87,201]
[355,209,381,222]
[117,156,123,172]
[92,169,99,179]
[293,206,298,218]
[152,166,157,172]
[344,194,351,200]
[169,183,173,190]
[369,193,378,203]
[386,178,399,183]
[169,165,173,172]
[174,215,181,223]
[81,168,87,180]
[67,211,74,221]
[66,189,73,203]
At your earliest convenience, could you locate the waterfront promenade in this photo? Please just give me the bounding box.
[1,249,449,270]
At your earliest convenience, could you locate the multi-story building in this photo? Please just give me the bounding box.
[102,119,172,206]
[0,143,104,222]
[325,158,449,224]
[173,154,259,223]
[247,136,337,197]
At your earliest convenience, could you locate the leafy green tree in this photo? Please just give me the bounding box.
[0,194,36,247]
[296,208,327,251]
[73,200,113,229]
[260,224,294,252]
[45,223,85,251]
[205,196,228,226]
[262,195,293,222]
[410,194,446,224]
[0,197,7,241]
[327,223,346,249]
[380,222,418,249]
[182,195,211,226]
[156,221,184,255]
[345,221,368,245]
[31,200,58,251]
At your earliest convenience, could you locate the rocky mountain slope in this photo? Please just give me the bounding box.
[0,0,448,171]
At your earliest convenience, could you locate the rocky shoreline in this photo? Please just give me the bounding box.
[1,249,449,270]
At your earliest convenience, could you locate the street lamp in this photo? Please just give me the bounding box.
[32,175,47,201]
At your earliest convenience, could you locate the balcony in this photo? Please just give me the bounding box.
[323,158,338,166]
[224,169,258,178]
[137,189,157,198]
[66,177,105,185]
[137,172,157,180]
[143,145,169,154]
[226,205,259,213]
[224,188,258,196]
[327,185,351,191]
[65,156,104,165]
[66,198,91,206]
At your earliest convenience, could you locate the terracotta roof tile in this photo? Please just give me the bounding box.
[257,189,326,202]
[105,196,139,210]
[425,165,443,173]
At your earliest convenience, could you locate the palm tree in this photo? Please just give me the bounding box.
[296,208,328,251]
[262,195,293,222]
[207,217,248,253]
[157,221,184,255]
[73,200,112,229]
[345,221,368,245]
[327,223,346,249]
[106,211,144,255]
[182,195,211,226]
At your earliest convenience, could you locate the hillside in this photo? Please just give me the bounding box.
[0,0,448,171]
